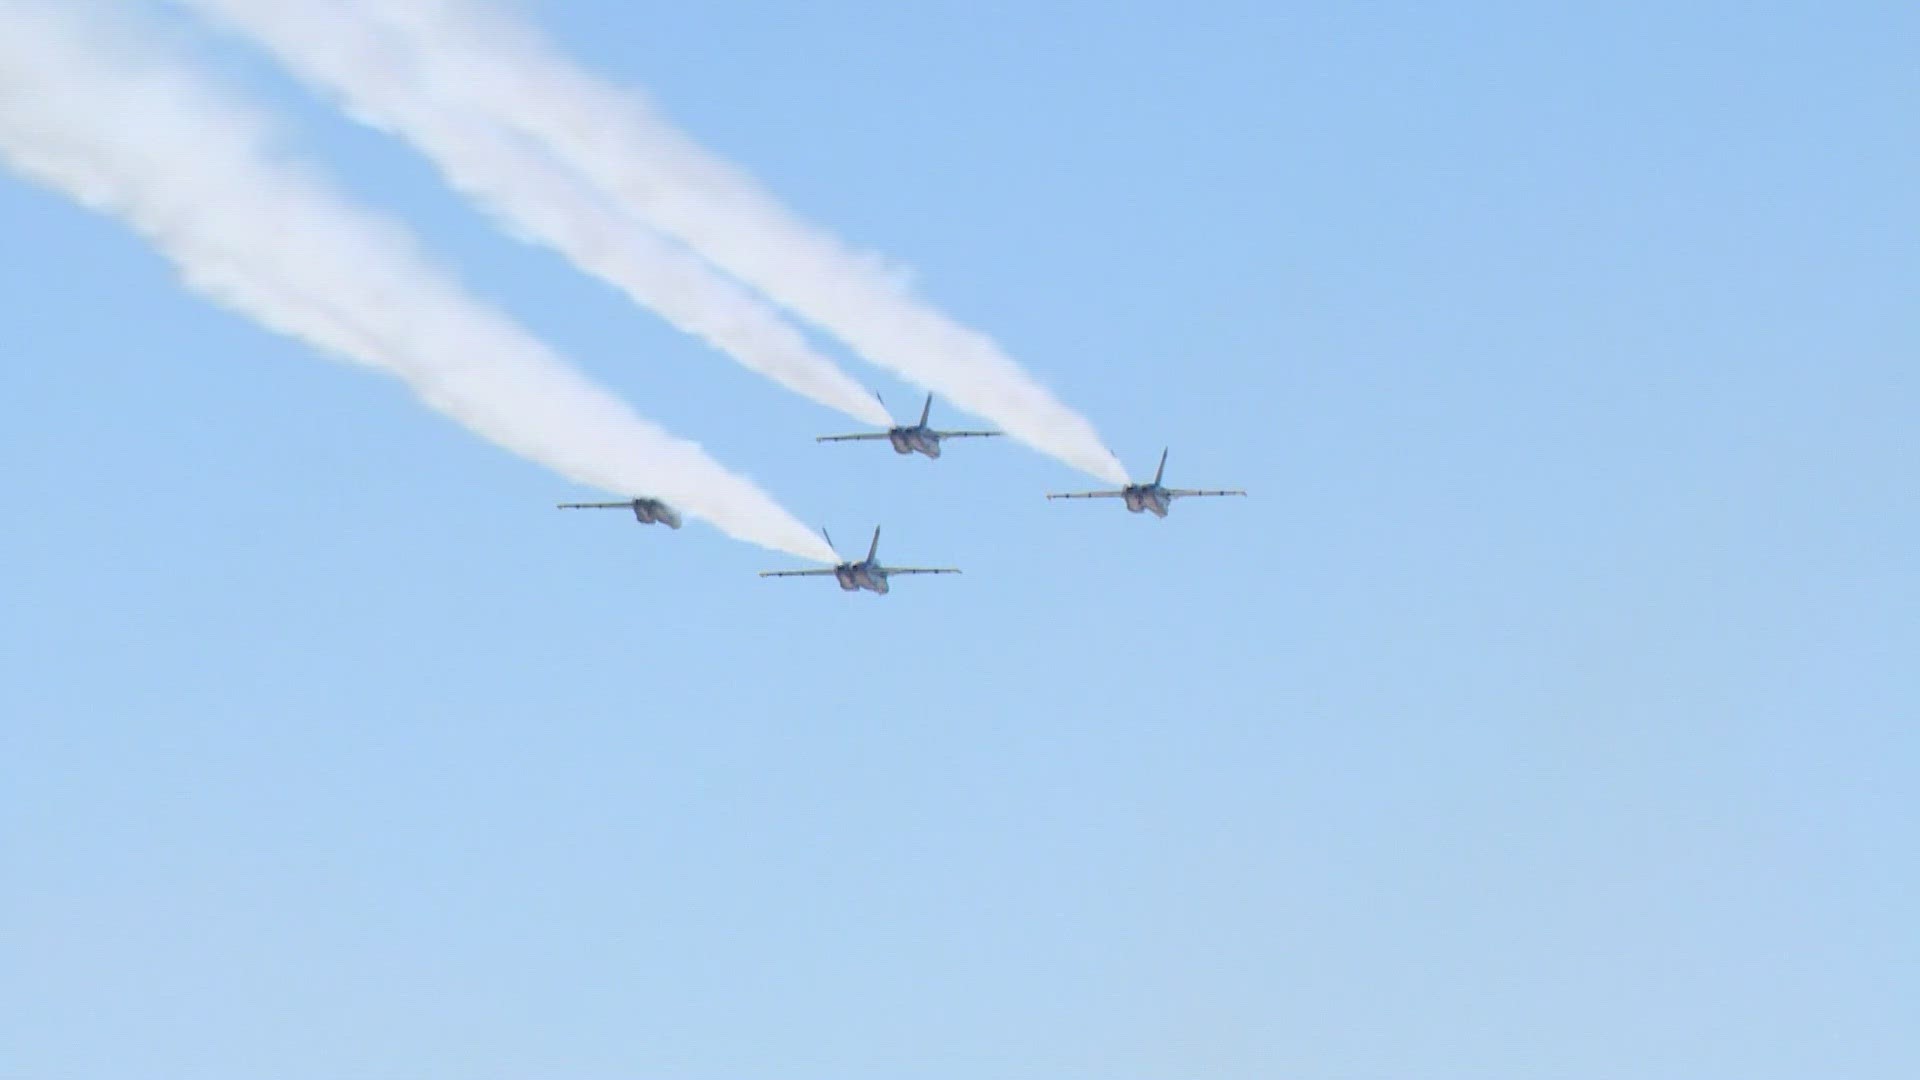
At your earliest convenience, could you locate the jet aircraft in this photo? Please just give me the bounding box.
[759,527,959,594]
[816,394,1000,459]
[556,497,683,528]
[1046,450,1245,518]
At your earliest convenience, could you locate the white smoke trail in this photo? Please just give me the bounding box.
[199,0,1132,485]
[177,0,892,430]
[0,0,836,563]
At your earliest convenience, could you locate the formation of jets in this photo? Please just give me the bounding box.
[557,395,1245,595]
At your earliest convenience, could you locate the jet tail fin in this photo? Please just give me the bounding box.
[822,527,836,556]
[919,394,933,427]
[867,526,882,564]
[1154,448,1168,486]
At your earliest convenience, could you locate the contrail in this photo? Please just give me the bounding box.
[0,0,836,563]
[177,0,892,430]
[190,0,1132,485]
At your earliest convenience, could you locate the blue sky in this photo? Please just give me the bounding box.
[3,2,1915,1076]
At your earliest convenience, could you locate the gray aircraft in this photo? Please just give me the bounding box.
[556,497,683,528]
[1047,450,1246,518]
[759,527,959,594]
[816,394,1000,459]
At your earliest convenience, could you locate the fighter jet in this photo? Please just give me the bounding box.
[759,527,959,594]
[556,497,683,528]
[816,394,1000,459]
[1046,450,1246,518]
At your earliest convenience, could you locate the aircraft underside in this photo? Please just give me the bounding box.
[1123,491,1170,516]
[833,571,887,592]
[889,431,940,457]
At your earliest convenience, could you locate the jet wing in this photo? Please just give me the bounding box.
[816,433,892,442]
[1046,490,1126,500]
[758,569,840,577]
[930,430,1001,439]
[882,567,961,575]
[557,501,635,509]
[1165,488,1248,499]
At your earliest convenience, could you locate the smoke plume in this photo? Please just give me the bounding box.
[191,0,1131,484]
[0,0,835,562]
[180,0,892,429]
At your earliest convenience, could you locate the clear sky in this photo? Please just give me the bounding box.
[3,2,1915,1077]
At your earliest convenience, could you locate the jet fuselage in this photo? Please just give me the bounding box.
[631,499,683,528]
[832,562,890,593]
[1046,450,1244,518]
[760,525,956,594]
[1122,485,1172,517]
[886,427,942,458]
